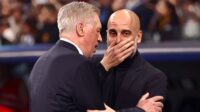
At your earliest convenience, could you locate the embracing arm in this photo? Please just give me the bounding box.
[87,93,164,112]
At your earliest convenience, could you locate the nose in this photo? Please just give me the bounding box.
[98,34,102,43]
[116,35,122,44]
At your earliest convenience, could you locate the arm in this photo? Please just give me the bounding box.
[145,71,167,99]
[87,93,164,112]
[116,93,163,112]
[73,60,105,110]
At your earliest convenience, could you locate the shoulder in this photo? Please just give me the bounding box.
[41,45,86,64]
[34,47,93,76]
[142,59,166,80]
[141,60,167,97]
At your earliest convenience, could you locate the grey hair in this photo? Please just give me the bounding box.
[57,2,100,33]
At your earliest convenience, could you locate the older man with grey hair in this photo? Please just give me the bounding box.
[29,2,106,112]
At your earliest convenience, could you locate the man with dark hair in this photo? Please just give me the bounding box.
[101,9,167,112]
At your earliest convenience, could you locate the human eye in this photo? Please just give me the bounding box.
[122,30,132,37]
[108,29,117,37]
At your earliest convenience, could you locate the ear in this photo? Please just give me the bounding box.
[76,22,84,37]
[136,30,142,44]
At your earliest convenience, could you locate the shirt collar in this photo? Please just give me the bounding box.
[60,38,83,55]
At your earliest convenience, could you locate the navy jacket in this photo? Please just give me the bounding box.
[28,40,105,112]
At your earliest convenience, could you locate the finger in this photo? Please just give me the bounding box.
[111,45,134,64]
[106,40,116,54]
[116,38,132,49]
[106,47,114,55]
[108,40,117,49]
[149,96,164,102]
[112,50,129,64]
[118,45,134,59]
[121,51,132,62]
[120,41,134,53]
[116,41,134,53]
[104,104,112,110]
[104,103,109,108]
[140,92,149,101]
[154,106,162,112]
[109,57,123,67]
[108,44,134,66]
[154,102,164,108]
[104,103,115,112]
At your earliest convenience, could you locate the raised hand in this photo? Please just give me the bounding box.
[101,38,135,71]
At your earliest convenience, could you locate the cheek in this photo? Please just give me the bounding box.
[121,38,127,42]
[91,33,98,44]
[107,37,114,45]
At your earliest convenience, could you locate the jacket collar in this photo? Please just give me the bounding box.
[56,40,79,54]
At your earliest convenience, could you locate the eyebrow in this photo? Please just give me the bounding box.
[122,29,132,32]
[108,29,132,32]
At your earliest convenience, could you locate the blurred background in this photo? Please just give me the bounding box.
[0,0,200,112]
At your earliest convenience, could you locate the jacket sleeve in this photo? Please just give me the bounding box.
[116,107,145,112]
[145,71,167,99]
[72,60,105,111]
[96,63,109,84]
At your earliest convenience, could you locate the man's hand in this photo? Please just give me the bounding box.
[137,93,164,112]
[87,104,115,112]
[101,39,134,71]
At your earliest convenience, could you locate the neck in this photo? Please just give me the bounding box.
[60,32,86,57]
[60,32,79,44]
